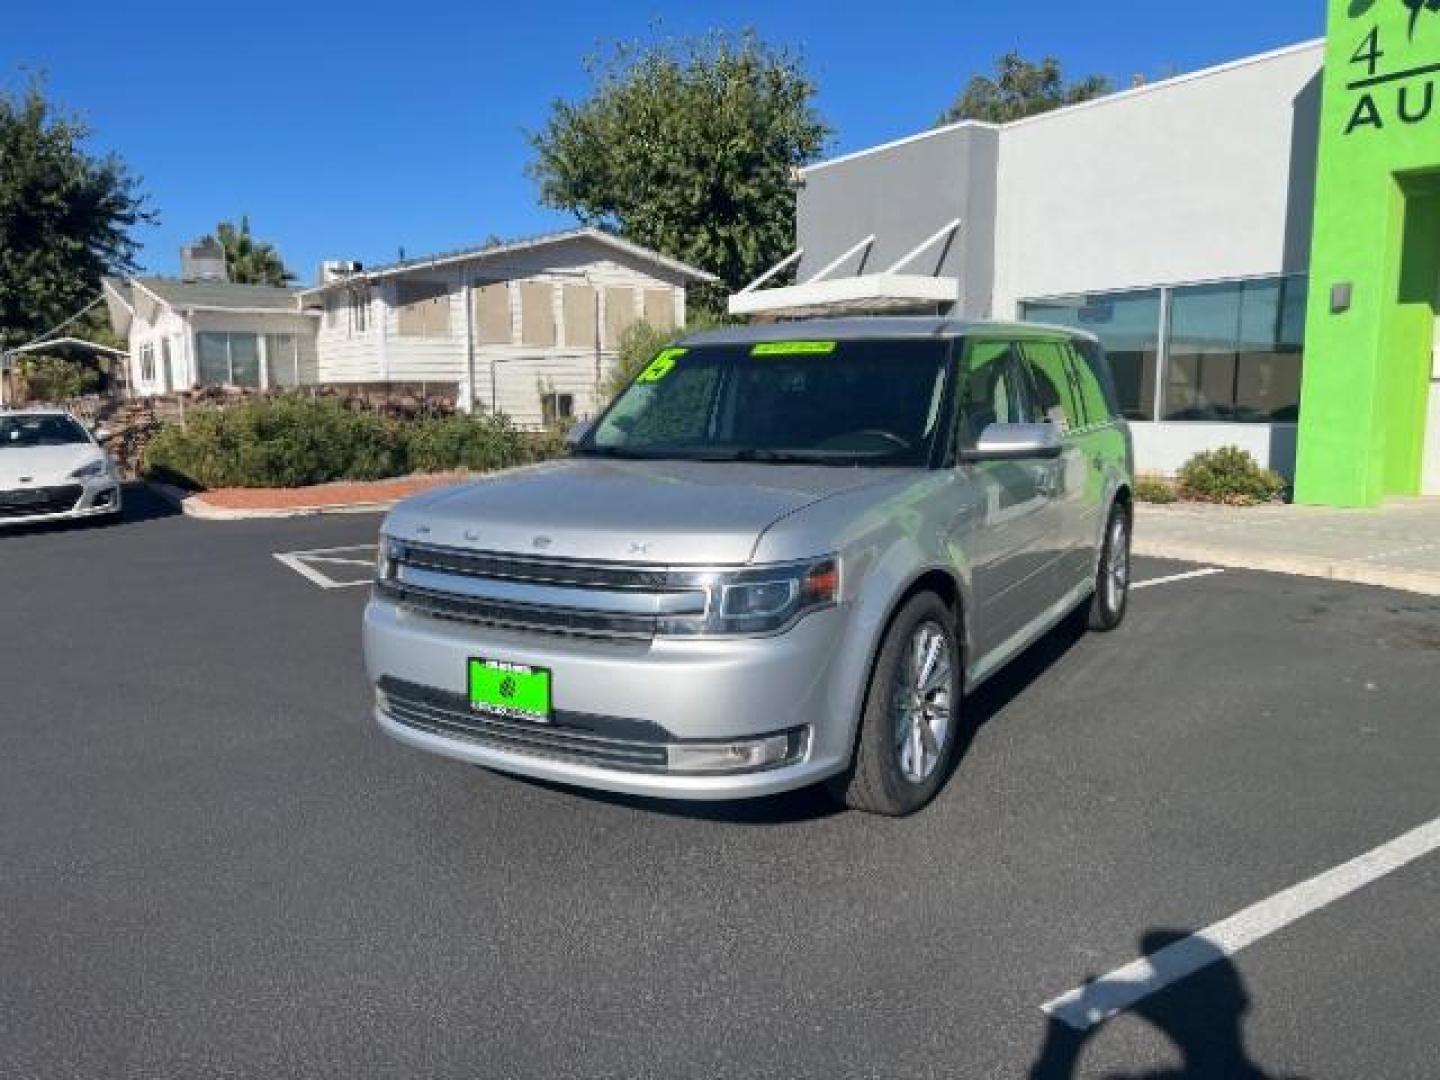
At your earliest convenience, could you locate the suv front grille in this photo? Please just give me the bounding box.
[0,484,83,518]
[378,677,670,772]
[378,541,712,643]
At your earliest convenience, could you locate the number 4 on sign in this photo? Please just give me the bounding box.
[1351,26,1383,77]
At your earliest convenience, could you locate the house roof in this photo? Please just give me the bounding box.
[298,227,720,297]
[133,277,305,312]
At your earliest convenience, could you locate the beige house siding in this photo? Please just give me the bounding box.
[307,235,692,427]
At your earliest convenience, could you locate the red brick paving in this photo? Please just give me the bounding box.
[194,472,471,511]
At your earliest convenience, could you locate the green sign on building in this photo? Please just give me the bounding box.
[1297,0,1440,505]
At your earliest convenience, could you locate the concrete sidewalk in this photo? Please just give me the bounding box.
[1135,498,1440,596]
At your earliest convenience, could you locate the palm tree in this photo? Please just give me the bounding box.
[210,216,295,287]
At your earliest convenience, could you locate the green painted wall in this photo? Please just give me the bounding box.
[1296,0,1440,507]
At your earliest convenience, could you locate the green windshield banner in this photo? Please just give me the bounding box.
[750,341,839,357]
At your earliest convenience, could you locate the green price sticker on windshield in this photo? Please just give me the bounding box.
[750,341,838,357]
[637,347,686,383]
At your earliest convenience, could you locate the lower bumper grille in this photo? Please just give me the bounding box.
[0,484,84,518]
[378,677,670,772]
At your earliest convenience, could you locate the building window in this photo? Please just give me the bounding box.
[604,287,639,348]
[643,288,675,330]
[266,334,299,387]
[1020,289,1161,421]
[519,281,557,347]
[1164,276,1306,423]
[348,288,368,335]
[541,391,574,427]
[195,332,262,388]
[563,285,597,348]
[474,282,512,344]
[139,343,156,383]
[395,281,451,337]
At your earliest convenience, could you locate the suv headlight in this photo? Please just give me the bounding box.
[69,459,110,480]
[659,556,841,637]
[375,535,403,582]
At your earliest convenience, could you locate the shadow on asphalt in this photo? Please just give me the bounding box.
[511,608,1093,827]
[1028,930,1308,1080]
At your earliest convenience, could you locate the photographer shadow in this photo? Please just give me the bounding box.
[1029,930,1308,1080]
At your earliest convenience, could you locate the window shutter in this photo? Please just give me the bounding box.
[520,282,556,347]
[604,287,638,348]
[474,283,512,344]
[563,285,596,348]
[643,288,675,330]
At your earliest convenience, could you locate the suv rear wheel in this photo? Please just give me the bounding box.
[830,592,960,816]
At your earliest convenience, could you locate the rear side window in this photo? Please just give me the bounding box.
[1068,339,1118,426]
[1020,341,1081,431]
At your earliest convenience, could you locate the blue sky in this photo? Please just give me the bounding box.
[5,1,1322,282]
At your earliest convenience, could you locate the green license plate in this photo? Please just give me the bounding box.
[468,658,552,723]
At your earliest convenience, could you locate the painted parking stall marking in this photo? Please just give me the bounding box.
[1041,813,1440,1031]
[274,544,378,589]
[1131,567,1225,591]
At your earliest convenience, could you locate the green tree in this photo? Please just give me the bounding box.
[601,313,729,403]
[938,52,1112,125]
[529,31,829,309]
[0,81,154,347]
[211,216,295,286]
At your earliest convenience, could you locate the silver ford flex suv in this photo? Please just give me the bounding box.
[365,319,1133,815]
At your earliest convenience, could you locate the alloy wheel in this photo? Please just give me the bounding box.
[891,620,954,783]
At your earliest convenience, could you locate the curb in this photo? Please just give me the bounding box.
[146,482,402,520]
[1133,537,1440,597]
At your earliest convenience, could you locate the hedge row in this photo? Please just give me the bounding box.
[142,396,561,489]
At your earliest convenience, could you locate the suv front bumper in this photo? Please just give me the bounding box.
[363,596,858,800]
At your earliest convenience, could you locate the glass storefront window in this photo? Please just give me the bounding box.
[1019,290,1161,421]
[1164,276,1305,422]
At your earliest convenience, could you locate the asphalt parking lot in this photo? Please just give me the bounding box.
[3,486,1438,1079]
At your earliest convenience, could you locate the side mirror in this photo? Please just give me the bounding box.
[93,426,113,442]
[958,422,1063,463]
[564,419,593,448]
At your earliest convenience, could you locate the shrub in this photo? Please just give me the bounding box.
[1176,446,1287,506]
[144,396,407,488]
[404,414,530,473]
[599,313,731,403]
[1134,475,1178,504]
[18,355,99,402]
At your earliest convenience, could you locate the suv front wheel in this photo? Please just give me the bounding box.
[830,592,960,816]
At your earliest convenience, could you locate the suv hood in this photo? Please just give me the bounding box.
[385,457,905,564]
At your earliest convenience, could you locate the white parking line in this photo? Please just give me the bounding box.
[1132,567,1225,591]
[1040,814,1440,1031]
[273,545,378,589]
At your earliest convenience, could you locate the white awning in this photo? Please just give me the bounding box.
[729,219,961,318]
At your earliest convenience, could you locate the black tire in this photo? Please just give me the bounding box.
[1085,500,1132,632]
[828,591,961,816]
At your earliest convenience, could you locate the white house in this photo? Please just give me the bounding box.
[104,228,717,427]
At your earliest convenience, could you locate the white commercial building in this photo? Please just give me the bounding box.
[732,41,1326,479]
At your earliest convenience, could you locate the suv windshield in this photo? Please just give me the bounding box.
[0,414,91,449]
[583,339,951,466]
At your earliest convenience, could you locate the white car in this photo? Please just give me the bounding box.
[0,409,122,527]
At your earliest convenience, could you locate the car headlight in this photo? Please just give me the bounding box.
[69,459,109,480]
[658,556,841,637]
[375,535,403,582]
